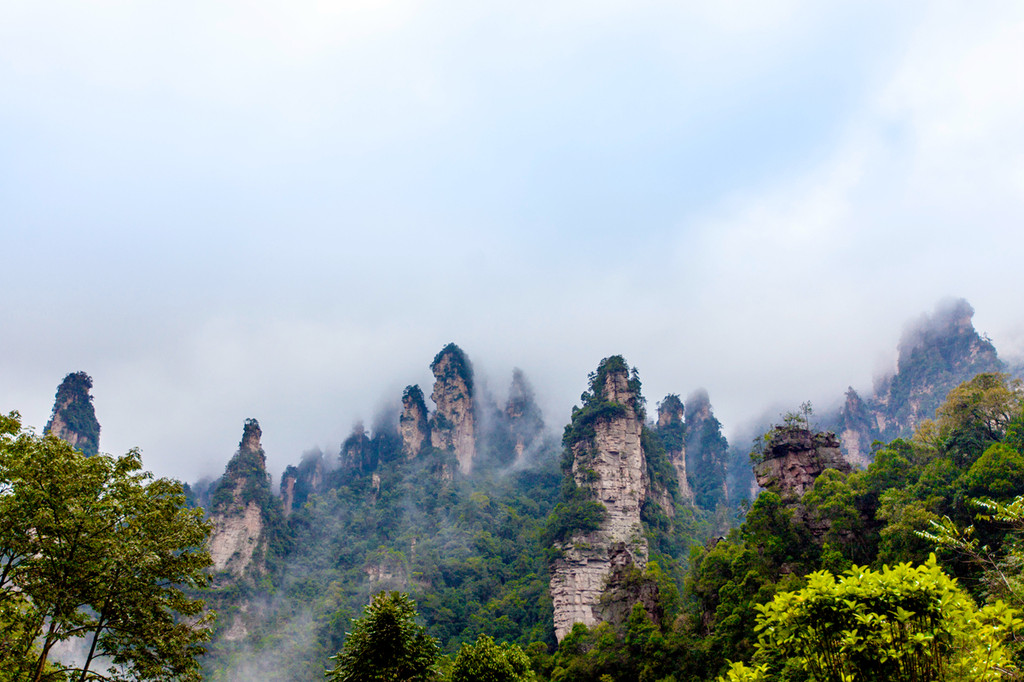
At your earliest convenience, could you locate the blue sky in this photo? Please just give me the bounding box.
[3,1,1024,481]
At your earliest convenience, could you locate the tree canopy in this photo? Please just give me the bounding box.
[0,411,213,682]
[325,591,440,682]
[719,557,1020,682]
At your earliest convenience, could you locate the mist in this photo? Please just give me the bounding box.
[4,3,1024,484]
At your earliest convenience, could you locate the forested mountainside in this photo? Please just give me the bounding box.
[193,346,728,680]
[26,299,1024,680]
[822,298,1005,466]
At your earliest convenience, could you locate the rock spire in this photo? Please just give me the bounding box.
[429,343,477,474]
[208,419,278,578]
[399,385,430,459]
[549,356,650,641]
[44,372,100,456]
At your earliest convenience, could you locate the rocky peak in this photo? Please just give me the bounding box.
[754,426,850,499]
[684,389,729,509]
[44,372,100,456]
[341,422,375,472]
[280,451,325,517]
[505,368,544,463]
[550,355,650,641]
[836,387,874,468]
[657,394,684,428]
[208,418,278,578]
[399,385,430,460]
[240,418,261,453]
[656,394,693,503]
[825,299,1005,465]
[429,343,477,474]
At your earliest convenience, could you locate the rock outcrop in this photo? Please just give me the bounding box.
[341,422,375,473]
[208,419,278,578]
[399,385,430,459]
[550,356,650,641]
[656,394,694,503]
[44,372,100,456]
[685,390,729,508]
[429,343,477,474]
[280,450,325,517]
[755,426,851,500]
[506,368,545,464]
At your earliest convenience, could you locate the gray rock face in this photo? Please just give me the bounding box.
[44,372,100,456]
[429,344,477,474]
[208,419,273,578]
[755,427,850,499]
[400,385,430,459]
[831,299,1005,465]
[550,364,649,641]
[657,396,694,504]
[506,369,544,464]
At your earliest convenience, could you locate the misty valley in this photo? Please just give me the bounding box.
[6,298,1024,682]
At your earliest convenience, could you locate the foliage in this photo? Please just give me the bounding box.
[0,411,213,681]
[686,395,729,510]
[719,557,1021,682]
[326,591,440,682]
[544,480,607,546]
[450,633,534,682]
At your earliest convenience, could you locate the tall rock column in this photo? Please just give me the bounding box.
[44,372,100,456]
[429,343,477,474]
[550,356,650,641]
[399,385,430,459]
[685,389,729,509]
[506,368,545,463]
[657,394,694,503]
[208,419,279,578]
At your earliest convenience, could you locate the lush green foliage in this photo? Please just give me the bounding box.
[202,437,563,680]
[720,558,1021,682]
[0,411,213,681]
[686,400,729,509]
[326,591,440,682]
[450,633,534,682]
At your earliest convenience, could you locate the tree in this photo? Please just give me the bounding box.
[449,634,533,682]
[325,591,439,682]
[718,557,1020,682]
[0,411,213,682]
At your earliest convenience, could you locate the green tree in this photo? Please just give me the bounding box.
[326,591,439,682]
[449,634,534,682]
[0,411,214,682]
[718,557,1020,682]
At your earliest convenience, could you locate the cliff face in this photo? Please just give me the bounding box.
[828,299,1005,465]
[550,357,650,641]
[656,395,694,503]
[685,390,729,508]
[280,452,325,517]
[399,385,430,459]
[506,368,545,464]
[44,372,100,456]
[341,423,375,473]
[429,343,477,474]
[755,427,850,500]
[208,419,278,578]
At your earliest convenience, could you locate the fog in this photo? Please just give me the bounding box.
[3,2,1024,483]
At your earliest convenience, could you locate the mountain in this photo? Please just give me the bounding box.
[825,298,1005,466]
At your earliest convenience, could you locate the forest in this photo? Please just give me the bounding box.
[4,304,1024,681]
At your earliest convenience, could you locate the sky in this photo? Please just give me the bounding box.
[3,1,1024,483]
